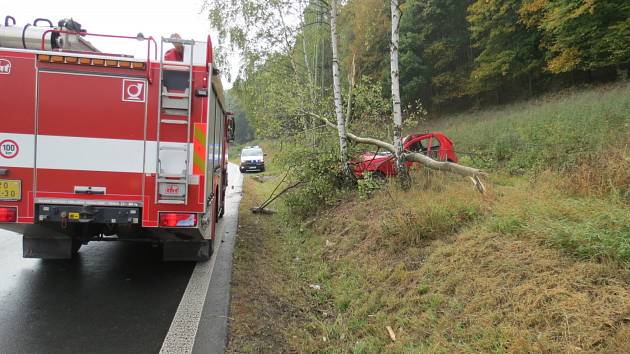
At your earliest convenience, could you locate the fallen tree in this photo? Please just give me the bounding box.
[301,110,488,193]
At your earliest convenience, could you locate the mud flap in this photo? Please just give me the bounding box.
[162,240,212,262]
[22,224,72,259]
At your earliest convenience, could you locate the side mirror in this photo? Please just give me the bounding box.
[264,153,268,156]
[227,116,235,143]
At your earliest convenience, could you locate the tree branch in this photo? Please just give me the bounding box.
[301,110,488,185]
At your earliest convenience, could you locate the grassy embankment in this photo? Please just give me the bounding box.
[228,84,629,353]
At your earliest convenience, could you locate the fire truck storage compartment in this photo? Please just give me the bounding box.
[35,71,146,201]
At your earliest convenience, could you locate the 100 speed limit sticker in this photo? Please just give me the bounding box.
[0,139,19,159]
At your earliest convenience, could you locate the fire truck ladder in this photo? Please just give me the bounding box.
[155,36,195,205]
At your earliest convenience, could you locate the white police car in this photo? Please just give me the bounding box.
[239,146,265,173]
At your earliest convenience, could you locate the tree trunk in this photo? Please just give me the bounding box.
[346,55,356,125]
[330,0,351,178]
[390,0,409,187]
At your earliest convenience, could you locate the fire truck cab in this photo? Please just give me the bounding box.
[0,16,234,261]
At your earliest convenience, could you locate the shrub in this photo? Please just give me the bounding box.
[356,172,385,199]
[279,144,346,220]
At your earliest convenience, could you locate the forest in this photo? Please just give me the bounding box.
[221,0,630,142]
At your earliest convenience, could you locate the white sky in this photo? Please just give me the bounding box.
[4,0,237,88]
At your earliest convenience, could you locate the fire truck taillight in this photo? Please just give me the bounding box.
[159,213,197,228]
[37,54,146,70]
[0,207,17,222]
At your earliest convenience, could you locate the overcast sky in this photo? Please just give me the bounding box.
[4,0,237,87]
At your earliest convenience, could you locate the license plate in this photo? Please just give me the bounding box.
[0,180,21,201]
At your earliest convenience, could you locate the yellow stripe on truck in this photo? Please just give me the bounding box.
[193,123,207,175]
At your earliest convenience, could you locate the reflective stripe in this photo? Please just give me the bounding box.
[192,123,207,175]
[0,133,193,174]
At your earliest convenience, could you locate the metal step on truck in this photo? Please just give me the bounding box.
[0,15,235,261]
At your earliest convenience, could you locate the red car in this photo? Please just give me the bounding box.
[353,132,458,178]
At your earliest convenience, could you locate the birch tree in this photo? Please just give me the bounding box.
[330,0,352,178]
[390,0,408,186]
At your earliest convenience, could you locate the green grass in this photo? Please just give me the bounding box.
[419,83,630,262]
[424,83,629,177]
[229,84,630,353]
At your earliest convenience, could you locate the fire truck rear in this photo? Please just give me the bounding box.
[0,16,234,261]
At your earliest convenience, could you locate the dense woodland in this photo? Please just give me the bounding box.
[220,0,630,141]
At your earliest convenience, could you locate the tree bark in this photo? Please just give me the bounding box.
[346,55,356,125]
[330,0,352,178]
[390,0,409,188]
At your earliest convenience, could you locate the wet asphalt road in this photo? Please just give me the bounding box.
[0,164,243,354]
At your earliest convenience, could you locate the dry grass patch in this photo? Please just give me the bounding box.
[289,170,630,353]
[228,178,310,353]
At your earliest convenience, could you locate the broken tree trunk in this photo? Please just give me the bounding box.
[301,110,487,192]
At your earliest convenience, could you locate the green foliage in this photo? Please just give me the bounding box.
[278,144,346,219]
[520,0,630,73]
[339,0,390,85]
[215,0,630,123]
[400,0,474,107]
[231,53,320,139]
[467,0,542,96]
[226,92,254,143]
[356,171,384,200]
[348,76,392,140]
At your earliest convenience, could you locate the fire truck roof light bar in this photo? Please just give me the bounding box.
[39,29,158,59]
[37,54,147,70]
[39,29,157,83]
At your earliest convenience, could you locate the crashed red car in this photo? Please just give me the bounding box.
[353,132,458,178]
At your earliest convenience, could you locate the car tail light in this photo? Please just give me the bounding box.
[0,207,17,222]
[159,213,197,227]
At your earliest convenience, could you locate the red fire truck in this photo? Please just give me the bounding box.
[0,17,234,261]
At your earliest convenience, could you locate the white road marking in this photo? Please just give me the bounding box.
[159,163,242,354]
